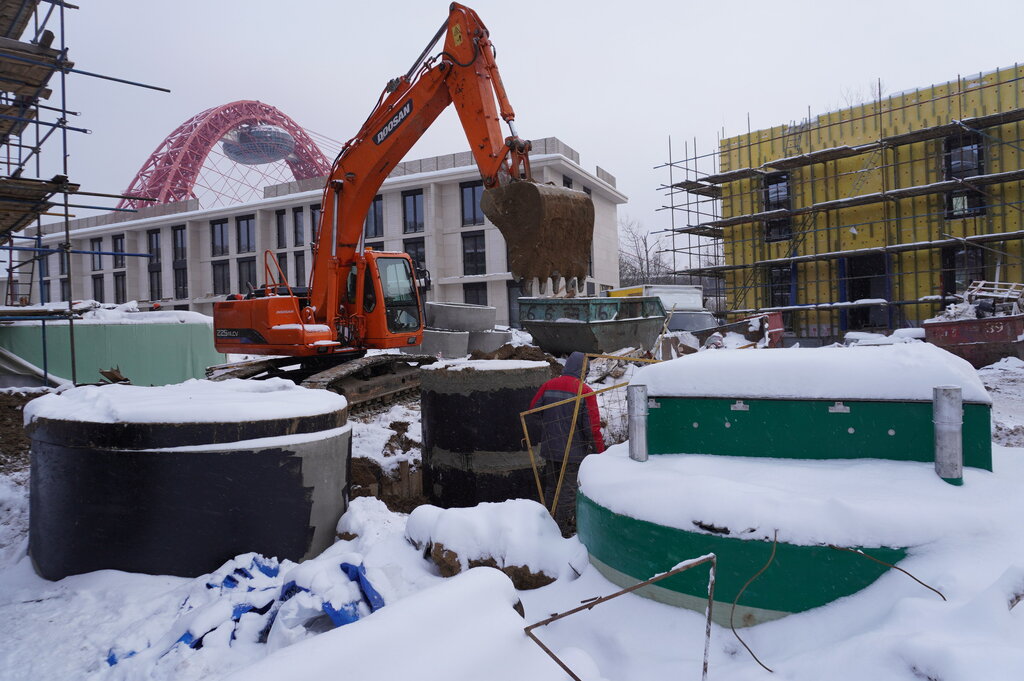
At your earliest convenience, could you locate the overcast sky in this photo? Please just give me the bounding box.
[59,0,1024,235]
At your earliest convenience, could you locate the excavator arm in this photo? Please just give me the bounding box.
[306,2,594,331]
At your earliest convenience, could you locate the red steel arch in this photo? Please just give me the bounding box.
[118,100,330,210]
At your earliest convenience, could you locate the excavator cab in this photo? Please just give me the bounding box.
[344,250,423,349]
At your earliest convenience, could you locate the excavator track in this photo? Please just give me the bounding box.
[206,354,438,410]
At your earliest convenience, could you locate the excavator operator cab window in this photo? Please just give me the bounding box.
[346,267,356,305]
[377,256,421,333]
[363,268,377,313]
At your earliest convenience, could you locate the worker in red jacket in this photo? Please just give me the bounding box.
[528,351,604,535]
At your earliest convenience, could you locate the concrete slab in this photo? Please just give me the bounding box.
[425,302,496,332]
[468,330,513,354]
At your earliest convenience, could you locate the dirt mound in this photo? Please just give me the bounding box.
[469,343,561,376]
[0,392,42,476]
[429,541,555,590]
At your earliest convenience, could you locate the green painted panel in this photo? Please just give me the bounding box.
[577,492,906,615]
[647,397,992,471]
[0,323,226,386]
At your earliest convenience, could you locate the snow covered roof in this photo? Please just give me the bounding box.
[631,343,990,404]
[23,377,348,425]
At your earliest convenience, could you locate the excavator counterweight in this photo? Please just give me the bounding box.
[481,181,594,287]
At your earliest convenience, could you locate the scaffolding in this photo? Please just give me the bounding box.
[0,0,166,384]
[659,65,1024,343]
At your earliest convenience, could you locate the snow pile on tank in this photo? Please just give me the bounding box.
[24,377,347,424]
[630,342,990,403]
[579,445,1005,548]
[406,499,588,584]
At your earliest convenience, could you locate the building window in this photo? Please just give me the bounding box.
[114,272,126,304]
[59,278,70,302]
[172,225,187,262]
[365,241,384,252]
[941,246,985,296]
[462,230,486,275]
[293,207,305,247]
[174,266,188,299]
[276,209,287,249]
[460,181,484,226]
[90,237,102,271]
[945,132,986,218]
[40,280,50,304]
[763,172,792,241]
[765,266,791,309]
[39,254,49,278]
[149,270,162,300]
[147,229,162,300]
[294,252,306,287]
[583,186,592,196]
[238,257,257,293]
[402,189,424,233]
[464,282,487,305]
[58,249,67,275]
[365,194,383,238]
[211,219,229,256]
[212,261,230,295]
[273,252,287,285]
[236,215,255,253]
[562,175,573,189]
[112,233,125,269]
[92,274,104,303]
[403,237,425,271]
[309,204,321,247]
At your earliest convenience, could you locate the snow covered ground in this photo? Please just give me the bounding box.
[2,351,1024,680]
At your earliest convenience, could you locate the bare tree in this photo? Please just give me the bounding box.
[618,217,674,286]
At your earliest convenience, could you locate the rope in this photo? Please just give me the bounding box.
[730,530,777,673]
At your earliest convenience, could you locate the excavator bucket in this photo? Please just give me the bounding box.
[481,181,595,287]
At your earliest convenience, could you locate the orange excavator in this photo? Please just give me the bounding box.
[208,3,594,405]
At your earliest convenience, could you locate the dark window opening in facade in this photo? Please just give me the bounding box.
[92,274,104,303]
[402,189,424,233]
[148,269,162,301]
[464,282,487,305]
[365,241,384,252]
[238,257,257,293]
[403,237,425,271]
[90,237,102,271]
[941,245,985,296]
[276,252,288,284]
[562,175,573,189]
[40,280,50,304]
[763,172,792,241]
[58,249,67,276]
[462,230,486,276]
[237,215,256,254]
[460,181,484,226]
[293,207,305,247]
[365,194,383,238]
[172,225,187,262]
[944,132,986,218]
[294,252,306,287]
[276,209,287,249]
[211,219,229,257]
[59,278,69,302]
[147,229,162,300]
[212,261,230,295]
[174,266,188,299]
[114,272,126,305]
[844,254,889,330]
[310,204,321,247]
[39,254,49,278]
[583,186,592,196]
[765,265,793,330]
[112,233,125,269]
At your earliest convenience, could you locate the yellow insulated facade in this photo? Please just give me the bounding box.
[713,64,1024,340]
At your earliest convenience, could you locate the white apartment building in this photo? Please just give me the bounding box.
[25,137,626,326]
